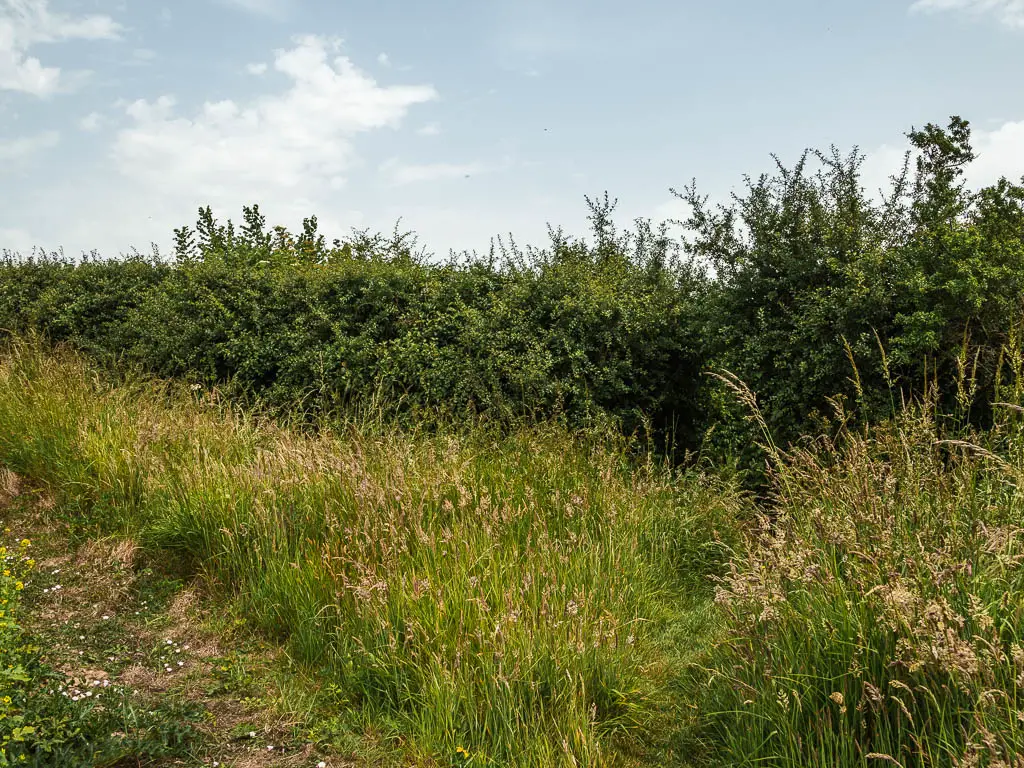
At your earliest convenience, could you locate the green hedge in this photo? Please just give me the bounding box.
[1,200,707,448]
[3,116,1023,465]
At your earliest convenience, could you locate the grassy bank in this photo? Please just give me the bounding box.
[5,337,1024,766]
[0,339,742,766]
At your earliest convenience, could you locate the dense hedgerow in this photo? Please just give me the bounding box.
[2,116,1024,466]
[1,199,708,451]
[686,117,1024,467]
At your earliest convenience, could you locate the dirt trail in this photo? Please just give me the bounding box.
[1,466,349,768]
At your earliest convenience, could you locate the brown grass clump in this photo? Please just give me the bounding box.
[0,467,20,505]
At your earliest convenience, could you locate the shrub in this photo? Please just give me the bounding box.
[683,116,1024,468]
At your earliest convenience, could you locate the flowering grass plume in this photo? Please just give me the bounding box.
[705,407,1024,766]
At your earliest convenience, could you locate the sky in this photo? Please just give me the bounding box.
[1,0,1024,260]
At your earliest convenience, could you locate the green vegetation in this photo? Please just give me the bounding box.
[0,341,740,766]
[0,488,209,767]
[703,373,1024,766]
[0,463,349,767]
[4,116,1023,467]
[1,114,1024,765]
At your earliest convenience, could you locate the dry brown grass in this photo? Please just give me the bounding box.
[0,466,20,505]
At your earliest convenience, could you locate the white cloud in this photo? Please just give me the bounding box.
[970,118,1024,182]
[416,122,441,136]
[0,226,38,253]
[0,128,57,160]
[0,0,121,96]
[245,61,267,75]
[650,197,692,224]
[377,52,390,66]
[379,157,487,186]
[909,0,1024,28]
[18,35,438,256]
[114,36,436,198]
[78,111,102,131]
[858,144,913,201]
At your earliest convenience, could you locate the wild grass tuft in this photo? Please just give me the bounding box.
[702,394,1024,766]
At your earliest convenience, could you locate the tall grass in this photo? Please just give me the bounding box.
[703,391,1024,766]
[0,338,742,767]
[9,333,1024,766]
